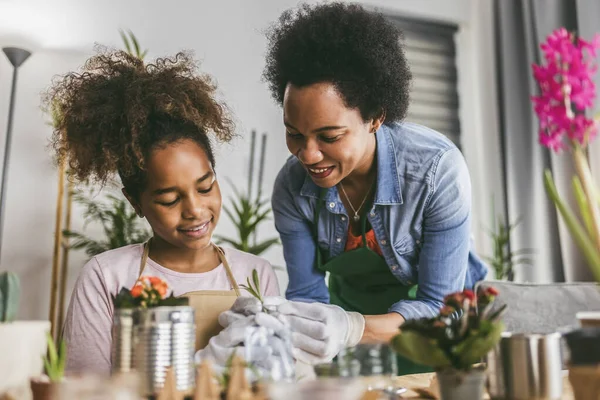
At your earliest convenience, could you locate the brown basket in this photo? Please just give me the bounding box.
[569,365,600,400]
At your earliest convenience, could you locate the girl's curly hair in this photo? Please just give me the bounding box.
[44,49,234,199]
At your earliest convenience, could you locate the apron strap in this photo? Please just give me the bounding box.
[138,240,241,297]
[212,244,241,297]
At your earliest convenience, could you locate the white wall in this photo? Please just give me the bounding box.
[0,0,499,321]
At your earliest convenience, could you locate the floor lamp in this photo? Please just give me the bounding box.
[0,47,31,262]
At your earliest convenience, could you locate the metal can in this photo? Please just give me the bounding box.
[111,308,134,373]
[111,306,195,395]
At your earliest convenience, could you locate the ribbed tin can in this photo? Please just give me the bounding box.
[111,306,196,395]
[111,308,135,373]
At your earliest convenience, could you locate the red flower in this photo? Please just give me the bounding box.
[463,290,475,301]
[485,287,499,296]
[131,283,144,298]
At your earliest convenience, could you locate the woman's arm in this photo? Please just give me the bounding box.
[62,258,113,376]
[390,147,473,320]
[272,164,329,303]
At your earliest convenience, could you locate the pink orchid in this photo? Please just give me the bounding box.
[531,29,600,152]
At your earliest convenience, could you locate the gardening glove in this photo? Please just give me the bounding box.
[277,301,365,365]
[219,296,287,328]
[195,311,289,365]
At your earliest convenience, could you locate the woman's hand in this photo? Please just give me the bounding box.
[361,313,406,343]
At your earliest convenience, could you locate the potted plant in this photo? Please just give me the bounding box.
[391,287,505,400]
[30,333,66,400]
[111,276,193,396]
[0,271,51,396]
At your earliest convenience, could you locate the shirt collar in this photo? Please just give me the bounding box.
[299,124,403,205]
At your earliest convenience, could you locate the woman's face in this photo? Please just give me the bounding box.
[127,139,222,251]
[283,82,381,188]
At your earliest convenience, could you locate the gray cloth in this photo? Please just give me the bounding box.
[495,0,600,282]
[476,281,600,333]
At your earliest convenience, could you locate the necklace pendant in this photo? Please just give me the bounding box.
[353,214,361,222]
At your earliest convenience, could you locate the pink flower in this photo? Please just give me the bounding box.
[531,28,600,152]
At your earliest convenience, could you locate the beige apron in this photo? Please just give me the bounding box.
[138,241,241,351]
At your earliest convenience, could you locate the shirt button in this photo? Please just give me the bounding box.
[416,239,421,244]
[329,202,335,208]
[391,265,398,271]
[336,238,342,243]
[341,216,346,221]
[380,239,387,245]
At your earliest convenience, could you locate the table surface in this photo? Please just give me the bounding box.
[389,372,573,399]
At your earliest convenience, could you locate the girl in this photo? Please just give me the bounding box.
[47,50,280,375]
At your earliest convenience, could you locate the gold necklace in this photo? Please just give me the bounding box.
[338,181,373,222]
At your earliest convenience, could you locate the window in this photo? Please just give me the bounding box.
[386,16,461,147]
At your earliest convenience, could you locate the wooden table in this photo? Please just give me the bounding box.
[390,372,574,399]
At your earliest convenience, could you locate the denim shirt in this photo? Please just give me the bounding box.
[271,122,488,320]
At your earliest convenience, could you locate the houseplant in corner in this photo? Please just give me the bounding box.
[0,271,50,396]
[391,287,505,400]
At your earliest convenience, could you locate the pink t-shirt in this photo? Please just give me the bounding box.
[62,244,280,376]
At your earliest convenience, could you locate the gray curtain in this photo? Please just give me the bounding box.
[495,0,600,282]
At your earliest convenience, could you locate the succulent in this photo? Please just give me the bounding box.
[391,287,506,371]
[0,271,20,322]
[44,332,66,382]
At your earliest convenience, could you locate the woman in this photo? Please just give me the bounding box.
[47,50,280,375]
[263,3,488,372]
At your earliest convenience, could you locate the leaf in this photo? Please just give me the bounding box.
[252,269,260,294]
[390,331,451,369]
[545,169,600,281]
[247,238,280,256]
[452,321,504,368]
[574,175,595,238]
[119,29,132,54]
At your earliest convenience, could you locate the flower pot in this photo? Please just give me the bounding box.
[0,321,50,393]
[30,377,59,400]
[436,367,486,400]
[130,306,195,396]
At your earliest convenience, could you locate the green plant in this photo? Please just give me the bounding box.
[240,269,264,303]
[119,29,148,60]
[214,131,280,257]
[215,182,279,256]
[44,332,66,382]
[484,201,534,281]
[0,271,20,322]
[112,276,188,309]
[391,288,505,372]
[63,188,152,258]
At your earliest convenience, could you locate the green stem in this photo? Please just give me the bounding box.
[544,170,600,281]
[573,146,600,251]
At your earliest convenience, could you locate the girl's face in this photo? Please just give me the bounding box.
[126,139,222,251]
[283,82,382,188]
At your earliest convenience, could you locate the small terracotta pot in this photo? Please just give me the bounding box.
[30,378,59,400]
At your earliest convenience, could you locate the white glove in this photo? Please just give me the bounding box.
[194,312,286,366]
[277,301,365,365]
[219,296,287,328]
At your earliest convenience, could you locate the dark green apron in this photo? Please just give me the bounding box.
[314,190,431,375]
